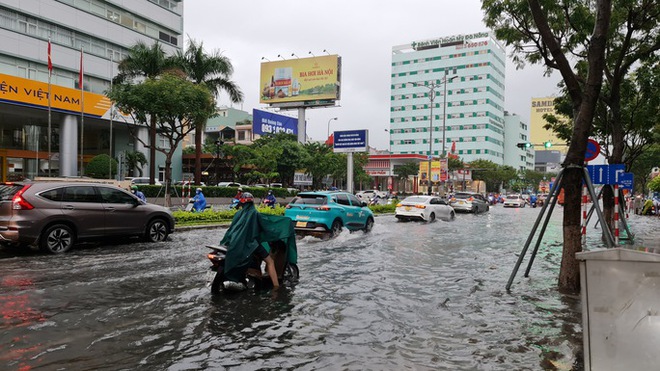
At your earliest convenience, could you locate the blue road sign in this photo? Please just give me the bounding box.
[333,129,369,153]
[618,172,633,190]
[586,164,626,185]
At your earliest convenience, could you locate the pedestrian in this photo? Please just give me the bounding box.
[191,187,207,212]
[131,185,147,203]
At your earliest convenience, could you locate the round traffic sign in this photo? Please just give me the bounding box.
[585,139,600,162]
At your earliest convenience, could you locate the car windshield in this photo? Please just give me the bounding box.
[290,194,328,205]
[402,196,427,203]
[507,195,520,199]
[454,193,474,199]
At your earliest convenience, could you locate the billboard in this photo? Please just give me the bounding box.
[333,130,368,153]
[259,55,341,106]
[252,109,298,136]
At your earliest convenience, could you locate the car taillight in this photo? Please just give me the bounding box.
[468,197,474,201]
[12,185,34,210]
[415,205,426,209]
[316,205,331,211]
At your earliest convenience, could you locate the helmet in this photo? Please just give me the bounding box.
[268,190,273,194]
[131,185,138,190]
[239,192,254,204]
[238,187,243,191]
[196,188,202,193]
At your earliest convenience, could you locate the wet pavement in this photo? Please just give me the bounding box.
[1,206,658,370]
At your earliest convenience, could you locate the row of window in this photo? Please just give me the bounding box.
[390,135,503,146]
[392,146,505,159]
[392,61,505,80]
[391,73,505,90]
[392,49,504,69]
[57,0,179,45]
[392,85,504,102]
[390,110,504,124]
[391,98,503,113]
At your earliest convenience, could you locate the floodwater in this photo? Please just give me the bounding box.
[1,206,657,370]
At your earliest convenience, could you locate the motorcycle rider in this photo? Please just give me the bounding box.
[131,185,147,203]
[191,187,207,212]
[263,190,277,208]
[223,192,279,289]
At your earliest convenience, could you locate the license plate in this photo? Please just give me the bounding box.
[296,221,307,227]
[405,206,411,211]
[458,201,465,205]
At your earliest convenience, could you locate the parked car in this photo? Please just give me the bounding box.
[217,182,242,188]
[173,180,205,187]
[0,181,175,254]
[130,177,161,186]
[395,195,455,222]
[503,194,526,208]
[449,192,490,213]
[284,191,374,238]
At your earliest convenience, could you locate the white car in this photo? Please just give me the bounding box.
[356,189,387,200]
[503,194,526,208]
[395,195,455,222]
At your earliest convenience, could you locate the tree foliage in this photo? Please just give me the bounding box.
[85,154,117,179]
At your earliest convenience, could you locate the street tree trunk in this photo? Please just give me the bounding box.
[528,0,612,293]
[149,116,156,185]
[194,121,203,185]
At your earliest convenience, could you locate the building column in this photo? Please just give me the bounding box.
[59,115,78,177]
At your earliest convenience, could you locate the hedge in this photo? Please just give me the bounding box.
[134,185,293,198]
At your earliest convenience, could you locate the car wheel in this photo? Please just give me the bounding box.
[448,211,456,221]
[471,206,478,214]
[428,212,436,222]
[146,218,169,242]
[39,224,75,254]
[363,217,374,233]
[330,219,343,237]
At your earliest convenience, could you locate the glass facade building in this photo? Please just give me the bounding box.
[390,32,508,164]
[0,0,183,182]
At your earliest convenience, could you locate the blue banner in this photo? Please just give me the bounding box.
[252,109,298,136]
[333,130,369,153]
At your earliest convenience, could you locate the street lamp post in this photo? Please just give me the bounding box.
[441,71,458,158]
[327,117,338,139]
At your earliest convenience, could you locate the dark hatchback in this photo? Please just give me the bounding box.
[0,181,175,254]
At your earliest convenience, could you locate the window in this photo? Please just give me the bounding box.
[40,188,64,201]
[348,194,362,206]
[63,186,100,203]
[336,194,350,206]
[98,187,134,204]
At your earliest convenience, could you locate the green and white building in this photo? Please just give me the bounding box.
[390,31,510,165]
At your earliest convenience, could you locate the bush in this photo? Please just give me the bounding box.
[85,154,117,179]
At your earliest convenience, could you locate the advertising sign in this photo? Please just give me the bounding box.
[333,130,368,153]
[252,109,298,136]
[0,73,111,117]
[259,55,341,106]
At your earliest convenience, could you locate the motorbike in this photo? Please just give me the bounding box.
[206,240,299,293]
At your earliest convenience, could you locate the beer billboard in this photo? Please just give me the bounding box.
[259,55,341,107]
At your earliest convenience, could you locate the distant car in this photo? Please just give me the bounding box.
[270,183,283,188]
[395,195,455,222]
[503,194,526,208]
[0,181,175,254]
[217,182,242,188]
[449,192,490,213]
[356,189,387,200]
[252,184,268,188]
[174,180,205,187]
[284,191,374,238]
[130,177,161,186]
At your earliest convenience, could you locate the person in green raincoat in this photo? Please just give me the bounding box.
[220,192,298,290]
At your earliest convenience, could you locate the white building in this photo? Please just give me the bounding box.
[503,111,534,170]
[390,31,508,164]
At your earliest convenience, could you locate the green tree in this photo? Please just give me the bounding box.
[483,0,612,292]
[252,133,308,187]
[630,144,660,194]
[124,150,147,177]
[221,144,255,182]
[174,39,243,185]
[648,175,660,193]
[114,41,175,185]
[108,73,215,206]
[85,154,117,179]
[393,161,420,193]
[304,142,341,190]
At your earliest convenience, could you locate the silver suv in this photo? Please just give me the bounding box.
[0,181,175,254]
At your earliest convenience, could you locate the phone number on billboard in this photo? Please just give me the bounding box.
[262,124,294,134]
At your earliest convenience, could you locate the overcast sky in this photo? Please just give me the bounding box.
[183,0,562,150]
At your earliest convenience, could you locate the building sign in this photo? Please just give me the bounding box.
[411,32,489,50]
[294,171,312,186]
[259,55,341,106]
[252,109,298,136]
[0,73,111,117]
[333,130,368,153]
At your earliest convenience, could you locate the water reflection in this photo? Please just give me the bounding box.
[1,208,657,370]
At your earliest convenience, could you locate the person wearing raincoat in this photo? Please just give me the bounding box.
[191,188,207,212]
[220,192,298,290]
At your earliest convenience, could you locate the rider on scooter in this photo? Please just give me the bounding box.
[222,192,280,290]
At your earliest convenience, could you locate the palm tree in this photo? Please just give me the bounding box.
[114,41,174,185]
[124,150,148,177]
[174,39,243,185]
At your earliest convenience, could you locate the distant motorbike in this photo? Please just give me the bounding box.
[206,242,299,293]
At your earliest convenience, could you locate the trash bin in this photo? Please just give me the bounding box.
[577,248,660,371]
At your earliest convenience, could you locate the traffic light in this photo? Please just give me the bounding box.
[543,141,552,148]
[516,142,532,149]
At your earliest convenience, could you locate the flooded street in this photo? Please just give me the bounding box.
[1,206,658,370]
